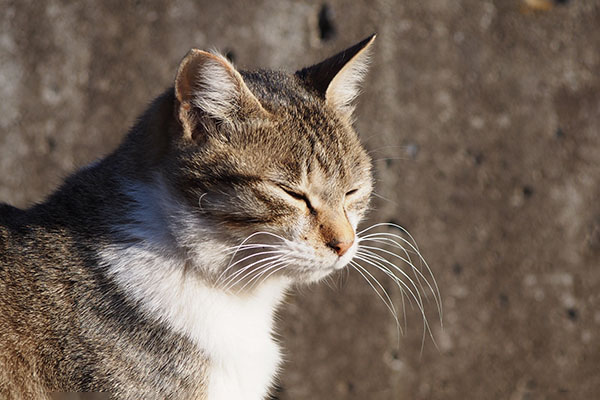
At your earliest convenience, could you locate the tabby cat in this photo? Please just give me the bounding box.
[0,35,430,400]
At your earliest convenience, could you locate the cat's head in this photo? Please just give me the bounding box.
[166,36,375,286]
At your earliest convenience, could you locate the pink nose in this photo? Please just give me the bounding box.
[328,239,354,257]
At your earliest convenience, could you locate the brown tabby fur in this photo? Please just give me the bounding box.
[0,36,375,399]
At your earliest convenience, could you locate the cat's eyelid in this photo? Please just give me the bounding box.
[270,182,302,197]
[281,187,306,200]
[346,188,359,196]
[274,183,315,210]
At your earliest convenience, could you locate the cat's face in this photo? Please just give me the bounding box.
[169,37,375,287]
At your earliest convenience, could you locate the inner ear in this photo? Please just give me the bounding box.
[174,49,267,139]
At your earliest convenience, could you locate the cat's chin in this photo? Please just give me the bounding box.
[294,263,345,284]
[296,269,336,284]
[298,247,357,283]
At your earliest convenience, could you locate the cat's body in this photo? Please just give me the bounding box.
[0,36,376,399]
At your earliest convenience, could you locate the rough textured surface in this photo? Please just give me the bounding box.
[1,0,599,398]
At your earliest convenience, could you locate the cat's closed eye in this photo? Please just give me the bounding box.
[278,185,315,211]
[346,188,359,196]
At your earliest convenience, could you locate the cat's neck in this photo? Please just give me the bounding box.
[98,176,290,399]
[102,172,292,299]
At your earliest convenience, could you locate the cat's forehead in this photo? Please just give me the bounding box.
[241,69,315,109]
[225,69,369,188]
[240,69,354,143]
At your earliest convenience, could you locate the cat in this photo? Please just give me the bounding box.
[0,35,378,399]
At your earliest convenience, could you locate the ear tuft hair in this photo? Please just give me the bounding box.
[190,53,242,120]
[296,34,376,116]
[175,50,266,138]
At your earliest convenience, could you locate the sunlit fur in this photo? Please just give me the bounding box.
[0,36,441,400]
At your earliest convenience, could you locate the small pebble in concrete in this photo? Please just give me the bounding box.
[405,143,419,159]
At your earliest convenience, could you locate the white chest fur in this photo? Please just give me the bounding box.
[100,181,290,399]
[102,241,289,400]
[199,281,288,400]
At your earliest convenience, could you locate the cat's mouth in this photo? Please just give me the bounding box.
[291,243,358,283]
[334,243,358,269]
[214,232,361,289]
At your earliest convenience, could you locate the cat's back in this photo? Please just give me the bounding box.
[0,202,67,271]
[0,203,56,399]
[0,203,38,277]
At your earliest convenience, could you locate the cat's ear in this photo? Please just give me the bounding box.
[175,49,265,135]
[296,34,375,116]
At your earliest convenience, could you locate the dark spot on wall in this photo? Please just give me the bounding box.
[499,293,509,307]
[522,185,534,198]
[453,263,463,276]
[47,137,57,152]
[586,217,600,251]
[555,127,565,139]
[566,308,578,321]
[225,49,236,63]
[318,4,336,41]
[467,149,484,166]
[346,381,355,392]
[555,0,569,5]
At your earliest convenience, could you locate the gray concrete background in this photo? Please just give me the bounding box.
[1,0,599,399]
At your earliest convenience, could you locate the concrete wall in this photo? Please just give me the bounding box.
[1,0,599,398]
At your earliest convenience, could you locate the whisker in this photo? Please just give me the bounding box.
[353,222,443,349]
[359,225,442,323]
[354,252,425,341]
[216,250,285,287]
[360,245,428,304]
[247,261,292,292]
[350,261,401,334]
[224,257,285,292]
[219,254,285,290]
[356,249,437,350]
[359,226,423,262]
[360,235,419,257]
[235,260,289,294]
[361,228,441,312]
[223,244,280,254]
[353,253,421,311]
[216,230,290,288]
[358,247,433,334]
[353,254,411,336]
[370,191,397,204]
[359,237,429,306]
[222,230,288,257]
[359,245,441,321]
